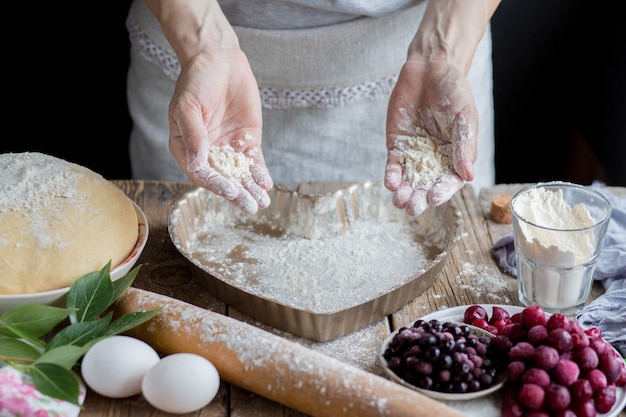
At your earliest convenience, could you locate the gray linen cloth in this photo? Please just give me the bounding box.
[490,182,626,355]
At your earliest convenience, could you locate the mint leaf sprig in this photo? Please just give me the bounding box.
[0,262,161,405]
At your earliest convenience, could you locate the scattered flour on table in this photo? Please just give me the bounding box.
[188,219,430,313]
[458,262,512,304]
[394,127,454,187]
[268,322,387,376]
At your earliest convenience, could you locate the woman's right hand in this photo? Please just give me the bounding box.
[168,48,273,215]
[146,0,273,215]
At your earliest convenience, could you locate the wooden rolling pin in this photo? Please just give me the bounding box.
[115,288,465,417]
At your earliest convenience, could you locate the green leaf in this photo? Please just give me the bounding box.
[0,336,42,363]
[36,344,91,370]
[112,265,141,302]
[0,323,47,349]
[66,264,114,323]
[106,309,161,336]
[0,304,73,338]
[30,362,82,406]
[47,314,111,350]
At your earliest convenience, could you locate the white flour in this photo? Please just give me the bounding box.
[0,152,84,249]
[513,186,597,310]
[513,187,595,262]
[208,145,253,180]
[395,127,453,187]
[188,218,430,313]
[0,152,82,214]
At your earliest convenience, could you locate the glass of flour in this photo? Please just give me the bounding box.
[511,181,612,315]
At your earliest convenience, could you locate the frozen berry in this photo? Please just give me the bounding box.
[510,312,522,324]
[507,324,529,344]
[574,346,599,372]
[464,305,488,324]
[571,400,597,417]
[499,323,515,337]
[587,368,608,391]
[544,383,571,410]
[532,345,560,370]
[546,328,573,354]
[598,350,622,383]
[490,306,511,324]
[569,378,593,402]
[527,325,549,346]
[507,361,526,383]
[508,341,535,362]
[485,324,499,335]
[570,331,590,350]
[553,359,580,386]
[594,383,617,413]
[584,327,602,340]
[522,367,551,388]
[589,337,610,356]
[518,383,545,410]
[472,318,490,331]
[569,319,584,334]
[520,305,547,329]
[546,313,570,332]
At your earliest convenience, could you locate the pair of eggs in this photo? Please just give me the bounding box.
[81,336,219,414]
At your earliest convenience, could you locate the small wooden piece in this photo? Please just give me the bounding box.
[489,193,513,224]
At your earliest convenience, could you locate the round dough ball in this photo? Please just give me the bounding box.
[0,152,139,294]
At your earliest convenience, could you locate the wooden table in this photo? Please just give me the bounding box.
[80,181,625,417]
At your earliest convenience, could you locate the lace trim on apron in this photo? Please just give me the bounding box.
[126,11,400,109]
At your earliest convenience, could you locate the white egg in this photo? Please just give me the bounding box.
[81,335,160,398]
[142,353,220,414]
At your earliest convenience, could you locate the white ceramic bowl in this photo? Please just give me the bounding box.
[380,318,506,401]
[0,201,148,313]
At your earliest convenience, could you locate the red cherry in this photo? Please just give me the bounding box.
[464,305,488,324]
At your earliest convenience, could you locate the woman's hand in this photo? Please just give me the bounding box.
[168,49,272,214]
[146,0,273,214]
[385,57,475,217]
[385,0,500,217]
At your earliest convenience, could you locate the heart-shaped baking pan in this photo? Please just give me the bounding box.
[168,180,463,341]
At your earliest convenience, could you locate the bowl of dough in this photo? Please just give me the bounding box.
[0,152,149,313]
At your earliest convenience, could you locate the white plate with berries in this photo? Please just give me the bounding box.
[380,318,508,401]
[411,304,626,417]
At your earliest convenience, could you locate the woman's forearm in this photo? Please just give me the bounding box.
[409,0,501,72]
[143,0,240,67]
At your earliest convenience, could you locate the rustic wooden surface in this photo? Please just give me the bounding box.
[79,181,625,417]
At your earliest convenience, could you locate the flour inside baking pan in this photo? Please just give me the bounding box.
[189,219,431,312]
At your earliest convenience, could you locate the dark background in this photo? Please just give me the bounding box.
[3,0,624,185]
[490,0,625,186]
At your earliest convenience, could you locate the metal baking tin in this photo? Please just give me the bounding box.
[168,180,463,342]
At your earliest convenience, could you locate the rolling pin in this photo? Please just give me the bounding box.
[115,287,465,417]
